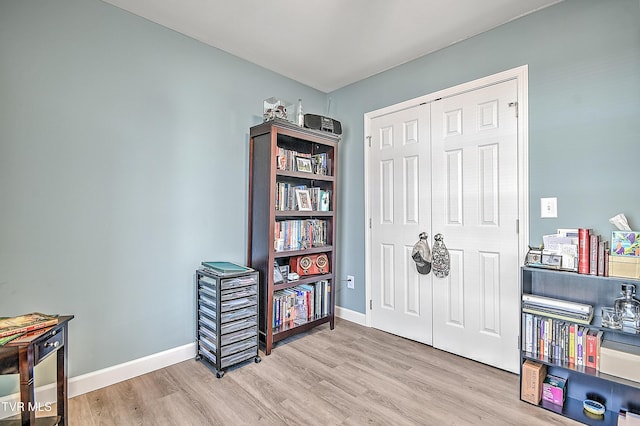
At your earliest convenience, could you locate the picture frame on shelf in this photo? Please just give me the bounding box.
[295,156,313,173]
[296,189,312,211]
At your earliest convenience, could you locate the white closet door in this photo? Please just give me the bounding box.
[369,103,433,345]
[431,79,520,372]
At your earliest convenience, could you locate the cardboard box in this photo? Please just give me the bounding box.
[542,374,566,406]
[521,360,546,404]
[618,410,640,426]
[609,255,640,280]
[611,231,640,257]
[600,340,640,383]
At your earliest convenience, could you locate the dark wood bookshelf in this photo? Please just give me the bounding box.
[247,119,339,355]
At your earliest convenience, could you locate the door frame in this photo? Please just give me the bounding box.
[363,65,530,329]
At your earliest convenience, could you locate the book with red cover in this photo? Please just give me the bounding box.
[585,330,598,368]
[578,228,591,274]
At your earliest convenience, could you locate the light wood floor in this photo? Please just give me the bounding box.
[65,318,579,425]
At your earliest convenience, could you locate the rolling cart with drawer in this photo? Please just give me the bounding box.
[195,265,261,378]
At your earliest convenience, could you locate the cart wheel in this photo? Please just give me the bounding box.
[216,371,224,379]
[254,356,262,363]
[195,354,202,361]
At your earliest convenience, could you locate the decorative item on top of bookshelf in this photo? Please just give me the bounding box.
[263,97,292,122]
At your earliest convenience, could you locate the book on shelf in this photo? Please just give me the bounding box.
[589,234,599,275]
[578,228,591,274]
[274,219,328,252]
[522,311,609,371]
[0,312,59,338]
[272,280,330,328]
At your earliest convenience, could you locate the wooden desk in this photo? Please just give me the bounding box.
[0,316,74,426]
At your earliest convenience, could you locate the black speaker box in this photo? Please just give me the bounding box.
[304,114,342,135]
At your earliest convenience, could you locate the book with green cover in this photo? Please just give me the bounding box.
[0,332,25,346]
[201,261,252,275]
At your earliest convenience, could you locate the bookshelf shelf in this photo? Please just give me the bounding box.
[247,119,339,355]
[520,267,640,424]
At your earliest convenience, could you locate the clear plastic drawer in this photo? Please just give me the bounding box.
[199,335,217,353]
[220,346,257,368]
[199,276,218,289]
[198,292,216,309]
[221,286,257,301]
[198,303,217,320]
[198,285,217,300]
[221,326,257,346]
[220,337,257,357]
[199,344,217,364]
[220,296,257,312]
[221,307,257,323]
[198,321,217,339]
[221,274,258,290]
[220,315,257,334]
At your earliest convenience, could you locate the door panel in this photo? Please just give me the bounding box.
[431,79,520,372]
[370,104,432,345]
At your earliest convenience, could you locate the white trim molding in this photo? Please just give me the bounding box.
[335,305,366,326]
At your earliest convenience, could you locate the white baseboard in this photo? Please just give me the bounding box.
[0,342,195,419]
[335,305,366,326]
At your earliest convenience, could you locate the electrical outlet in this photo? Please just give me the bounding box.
[347,275,355,289]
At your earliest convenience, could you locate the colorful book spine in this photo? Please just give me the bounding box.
[568,324,575,364]
[576,327,584,365]
[585,330,597,368]
[578,228,591,274]
[589,234,599,275]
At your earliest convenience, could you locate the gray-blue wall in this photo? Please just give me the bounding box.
[0,0,326,396]
[331,0,640,313]
[1,0,638,398]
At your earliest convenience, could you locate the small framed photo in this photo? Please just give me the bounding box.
[295,156,313,173]
[295,189,313,211]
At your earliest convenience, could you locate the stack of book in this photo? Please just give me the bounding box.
[0,312,59,345]
[274,219,328,251]
[273,280,330,329]
[522,294,603,368]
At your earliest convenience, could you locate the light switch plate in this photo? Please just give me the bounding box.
[541,197,558,218]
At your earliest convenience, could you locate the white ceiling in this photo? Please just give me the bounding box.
[101,0,562,92]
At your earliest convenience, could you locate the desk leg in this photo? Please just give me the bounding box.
[57,324,69,426]
[17,346,36,425]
